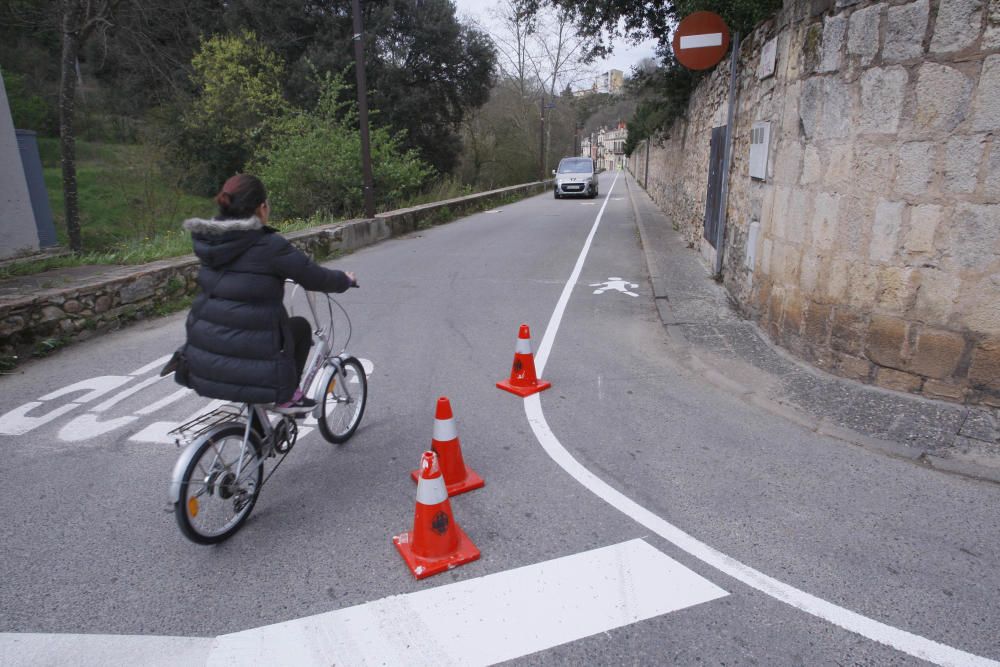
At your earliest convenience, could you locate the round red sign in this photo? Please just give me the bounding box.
[672,12,731,71]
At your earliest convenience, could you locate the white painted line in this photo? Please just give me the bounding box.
[525,176,1000,667]
[129,354,173,377]
[135,387,193,416]
[535,172,620,373]
[0,632,213,667]
[93,375,165,413]
[208,539,727,666]
[680,33,723,49]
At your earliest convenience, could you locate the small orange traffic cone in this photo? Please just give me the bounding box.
[393,451,480,579]
[497,323,551,397]
[410,397,484,496]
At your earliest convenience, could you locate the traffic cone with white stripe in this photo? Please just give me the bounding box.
[497,323,551,397]
[410,397,484,496]
[394,451,480,579]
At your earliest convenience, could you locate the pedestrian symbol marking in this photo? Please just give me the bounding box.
[590,277,638,297]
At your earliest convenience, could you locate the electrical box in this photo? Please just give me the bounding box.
[749,121,770,181]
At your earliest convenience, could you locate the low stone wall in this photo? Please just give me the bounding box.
[0,181,548,364]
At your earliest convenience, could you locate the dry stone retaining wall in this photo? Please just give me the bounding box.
[631,0,1000,407]
[0,182,547,364]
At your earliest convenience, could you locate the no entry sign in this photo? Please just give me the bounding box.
[672,12,731,70]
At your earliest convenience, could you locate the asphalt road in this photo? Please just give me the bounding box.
[1,173,998,665]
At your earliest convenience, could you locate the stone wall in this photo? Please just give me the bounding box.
[631,0,1000,407]
[0,181,548,364]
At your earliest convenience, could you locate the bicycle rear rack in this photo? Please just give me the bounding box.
[168,404,245,447]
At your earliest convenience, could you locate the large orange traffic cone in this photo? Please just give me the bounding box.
[410,397,484,496]
[497,323,551,397]
[393,451,480,579]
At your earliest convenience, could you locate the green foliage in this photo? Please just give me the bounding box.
[173,31,290,194]
[3,71,55,132]
[249,73,433,219]
[624,51,702,153]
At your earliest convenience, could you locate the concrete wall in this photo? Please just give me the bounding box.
[0,181,549,364]
[0,71,41,260]
[631,0,1000,407]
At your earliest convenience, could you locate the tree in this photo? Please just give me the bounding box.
[516,0,781,58]
[59,0,122,253]
[216,0,497,177]
[364,0,496,175]
[172,31,290,194]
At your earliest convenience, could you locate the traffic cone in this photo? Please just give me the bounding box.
[497,323,551,397]
[410,397,484,496]
[393,451,480,579]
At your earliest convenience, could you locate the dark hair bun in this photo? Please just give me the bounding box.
[214,174,267,219]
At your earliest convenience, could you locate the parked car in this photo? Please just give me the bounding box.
[552,157,598,199]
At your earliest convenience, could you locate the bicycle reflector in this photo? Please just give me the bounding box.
[188,497,200,518]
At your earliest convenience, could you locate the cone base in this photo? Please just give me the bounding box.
[496,378,552,397]
[409,467,485,496]
[392,524,481,579]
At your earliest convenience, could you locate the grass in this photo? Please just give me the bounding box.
[38,137,214,254]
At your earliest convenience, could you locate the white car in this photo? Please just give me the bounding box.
[553,157,598,199]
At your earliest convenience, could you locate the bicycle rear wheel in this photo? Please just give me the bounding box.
[318,357,368,444]
[174,424,264,544]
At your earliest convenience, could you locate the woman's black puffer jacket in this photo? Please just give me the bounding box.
[178,215,352,404]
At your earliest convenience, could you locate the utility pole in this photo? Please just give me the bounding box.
[539,95,546,181]
[351,0,376,218]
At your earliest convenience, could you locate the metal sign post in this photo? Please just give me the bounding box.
[714,31,741,277]
[672,11,739,278]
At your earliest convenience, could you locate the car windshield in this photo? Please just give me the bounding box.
[558,159,593,174]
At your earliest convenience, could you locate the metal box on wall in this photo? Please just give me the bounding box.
[749,121,770,181]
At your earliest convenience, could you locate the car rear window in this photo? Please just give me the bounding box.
[558,158,593,173]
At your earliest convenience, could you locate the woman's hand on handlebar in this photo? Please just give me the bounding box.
[345,271,359,288]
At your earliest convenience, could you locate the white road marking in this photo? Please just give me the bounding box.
[93,375,165,412]
[128,354,173,377]
[590,277,639,297]
[209,539,726,666]
[680,33,723,49]
[0,540,724,665]
[0,402,79,436]
[525,173,999,667]
[135,388,193,416]
[0,633,213,667]
[59,414,139,442]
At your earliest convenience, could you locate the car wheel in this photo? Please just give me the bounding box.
[554,190,559,199]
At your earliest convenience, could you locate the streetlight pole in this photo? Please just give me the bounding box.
[351,0,376,219]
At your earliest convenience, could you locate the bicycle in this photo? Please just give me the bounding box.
[168,283,367,544]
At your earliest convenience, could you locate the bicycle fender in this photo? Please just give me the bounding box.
[310,364,339,420]
[168,423,241,504]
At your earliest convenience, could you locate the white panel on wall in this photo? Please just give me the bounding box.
[758,38,777,79]
[749,121,770,181]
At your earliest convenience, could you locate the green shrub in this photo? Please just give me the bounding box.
[250,73,432,219]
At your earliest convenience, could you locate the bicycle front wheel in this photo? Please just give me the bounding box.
[174,424,264,544]
[318,357,368,444]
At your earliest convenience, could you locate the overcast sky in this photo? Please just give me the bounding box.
[450,0,660,80]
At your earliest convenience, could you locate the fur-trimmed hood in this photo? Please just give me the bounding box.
[182,215,264,235]
[185,216,266,268]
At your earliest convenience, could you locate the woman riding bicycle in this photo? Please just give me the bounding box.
[174,174,356,414]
